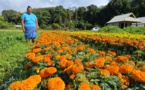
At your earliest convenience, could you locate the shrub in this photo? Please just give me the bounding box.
[98,26,126,33]
[124,27,145,34]
[52,23,60,30]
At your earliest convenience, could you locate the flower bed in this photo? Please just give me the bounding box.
[9,31,145,90]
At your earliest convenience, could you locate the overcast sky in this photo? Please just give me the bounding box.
[0,0,109,14]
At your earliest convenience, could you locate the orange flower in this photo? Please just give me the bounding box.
[63,65,73,75]
[25,52,35,60]
[105,56,112,62]
[65,84,73,90]
[116,56,128,62]
[99,69,110,76]
[67,61,74,66]
[10,81,21,90]
[72,64,84,74]
[105,65,119,75]
[117,74,130,89]
[44,56,53,66]
[40,67,57,78]
[132,69,145,82]
[21,75,41,90]
[141,67,145,72]
[74,59,82,65]
[94,58,105,68]
[91,85,102,90]
[109,51,116,57]
[60,59,68,68]
[70,74,75,80]
[98,51,105,56]
[48,77,65,90]
[32,48,42,53]
[119,64,133,74]
[78,82,91,90]
[31,55,43,63]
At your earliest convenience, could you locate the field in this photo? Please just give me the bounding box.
[1,30,145,90]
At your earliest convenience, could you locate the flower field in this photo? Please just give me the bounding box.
[9,31,145,90]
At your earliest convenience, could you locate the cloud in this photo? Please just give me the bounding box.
[0,0,109,14]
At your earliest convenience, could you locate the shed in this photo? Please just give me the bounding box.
[107,13,141,28]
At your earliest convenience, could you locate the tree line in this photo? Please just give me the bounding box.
[1,0,145,30]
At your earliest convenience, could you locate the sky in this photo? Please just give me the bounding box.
[0,0,109,14]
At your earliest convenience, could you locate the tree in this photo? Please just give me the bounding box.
[2,10,21,24]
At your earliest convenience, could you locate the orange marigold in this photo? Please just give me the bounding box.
[65,84,73,90]
[91,85,102,90]
[72,64,84,74]
[99,69,110,76]
[48,77,65,90]
[60,59,68,68]
[116,56,128,62]
[10,81,21,90]
[132,70,145,82]
[78,82,91,90]
[94,58,105,68]
[32,48,42,53]
[70,74,76,80]
[40,67,57,78]
[119,64,133,74]
[117,74,130,89]
[105,65,119,75]
[21,75,41,90]
[31,55,43,63]
[105,56,112,62]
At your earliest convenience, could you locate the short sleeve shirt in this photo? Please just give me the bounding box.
[21,12,37,27]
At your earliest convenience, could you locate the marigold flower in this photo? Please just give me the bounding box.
[116,56,128,62]
[21,75,41,90]
[94,58,105,68]
[72,64,84,74]
[117,74,130,89]
[70,74,76,80]
[48,77,65,90]
[119,64,133,74]
[40,67,57,78]
[32,48,42,53]
[65,84,73,90]
[99,69,110,76]
[78,82,91,90]
[91,85,102,90]
[10,81,21,90]
[31,55,43,63]
[105,56,112,62]
[132,69,145,82]
[105,65,119,75]
[60,59,68,68]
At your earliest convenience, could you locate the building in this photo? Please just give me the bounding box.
[107,13,141,28]
[132,17,145,27]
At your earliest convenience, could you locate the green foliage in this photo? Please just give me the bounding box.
[124,27,145,34]
[0,15,14,29]
[98,26,126,33]
[52,23,60,30]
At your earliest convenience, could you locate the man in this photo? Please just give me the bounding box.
[21,6,38,43]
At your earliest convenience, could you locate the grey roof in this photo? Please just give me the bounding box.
[107,13,141,23]
[137,17,145,23]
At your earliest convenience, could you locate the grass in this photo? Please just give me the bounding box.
[0,30,41,89]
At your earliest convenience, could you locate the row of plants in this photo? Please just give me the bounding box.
[9,31,145,90]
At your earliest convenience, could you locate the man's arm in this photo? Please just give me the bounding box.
[21,20,25,32]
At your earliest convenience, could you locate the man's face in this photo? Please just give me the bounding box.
[27,8,32,14]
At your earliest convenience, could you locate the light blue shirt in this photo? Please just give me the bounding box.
[21,12,37,27]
